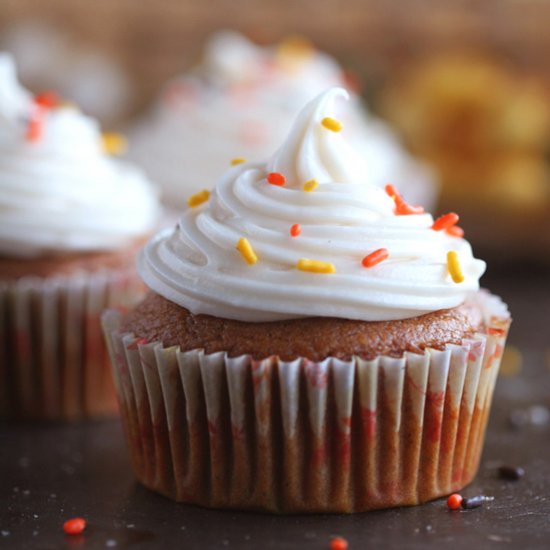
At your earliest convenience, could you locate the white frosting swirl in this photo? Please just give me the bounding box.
[0,53,160,258]
[139,88,485,322]
[127,31,436,209]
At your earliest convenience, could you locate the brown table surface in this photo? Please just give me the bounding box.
[2,265,550,550]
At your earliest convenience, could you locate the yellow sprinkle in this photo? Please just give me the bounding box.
[499,346,523,377]
[302,179,319,192]
[277,35,314,58]
[321,117,343,132]
[231,157,247,166]
[297,258,336,274]
[447,251,464,283]
[102,132,127,155]
[187,189,210,208]
[236,237,258,265]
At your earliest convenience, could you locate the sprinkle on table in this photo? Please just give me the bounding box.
[302,178,319,192]
[384,183,424,215]
[267,172,286,186]
[330,536,349,550]
[187,189,210,208]
[447,251,465,283]
[446,225,465,238]
[237,237,258,265]
[321,117,343,132]
[362,248,389,268]
[63,517,86,535]
[102,132,127,155]
[290,224,301,237]
[447,493,463,510]
[297,258,336,274]
[230,157,246,166]
[433,212,459,231]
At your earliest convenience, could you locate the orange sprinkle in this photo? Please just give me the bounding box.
[446,225,465,238]
[290,224,301,237]
[362,248,389,268]
[321,117,343,132]
[25,111,44,142]
[433,213,459,231]
[230,157,246,166]
[63,517,86,535]
[34,91,59,109]
[330,536,349,550]
[384,183,424,215]
[267,172,286,186]
[447,493,463,510]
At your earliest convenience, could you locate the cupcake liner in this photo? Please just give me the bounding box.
[102,291,510,513]
[0,269,145,421]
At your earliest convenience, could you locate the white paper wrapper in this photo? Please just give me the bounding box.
[0,269,145,421]
[102,291,510,513]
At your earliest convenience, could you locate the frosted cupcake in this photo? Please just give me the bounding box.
[0,53,160,421]
[127,31,436,210]
[104,88,510,513]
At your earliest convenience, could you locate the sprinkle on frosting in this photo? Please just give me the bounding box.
[267,172,286,186]
[236,237,258,265]
[231,157,247,165]
[297,259,336,274]
[187,189,211,208]
[447,251,465,283]
[102,132,128,155]
[34,91,59,109]
[446,226,465,238]
[302,178,319,192]
[385,183,424,215]
[362,248,389,268]
[433,212,459,231]
[25,108,44,142]
[290,224,302,237]
[321,116,343,132]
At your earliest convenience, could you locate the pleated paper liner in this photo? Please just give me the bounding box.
[102,291,510,513]
[0,269,145,421]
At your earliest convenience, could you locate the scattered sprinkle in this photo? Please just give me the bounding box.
[447,251,464,283]
[230,157,246,166]
[187,189,210,208]
[321,117,343,132]
[384,183,424,215]
[267,172,286,186]
[302,178,319,192]
[290,224,301,237]
[498,465,525,481]
[63,517,86,535]
[34,91,59,109]
[461,495,494,509]
[236,238,258,265]
[297,259,336,274]
[362,248,389,268]
[330,536,349,550]
[102,132,127,155]
[446,225,465,238]
[433,213,459,231]
[446,493,463,510]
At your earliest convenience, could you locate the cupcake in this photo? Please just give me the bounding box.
[103,88,510,513]
[0,53,160,421]
[127,31,436,211]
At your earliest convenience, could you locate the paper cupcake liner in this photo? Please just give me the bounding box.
[0,269,145,421]
[102,291,510,513]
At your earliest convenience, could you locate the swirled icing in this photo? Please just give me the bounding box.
[138,88,485,322]
[0,53,159,258]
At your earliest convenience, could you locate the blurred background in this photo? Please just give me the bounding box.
[1,0,550,262]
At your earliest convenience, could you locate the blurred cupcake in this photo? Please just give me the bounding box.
[104,88,510,513]
[381,53,550,256]
[0,53,160,421]
[127,31,436,210]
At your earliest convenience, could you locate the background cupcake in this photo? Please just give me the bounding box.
[104,88,510,513]
[0,53,160,421]
[126,31,436,211]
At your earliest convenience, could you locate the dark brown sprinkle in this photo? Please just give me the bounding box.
[461,495,494,510]
[498,465,525,481]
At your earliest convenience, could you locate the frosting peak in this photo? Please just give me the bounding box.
[139,88,485,322]
[0,53,159,258]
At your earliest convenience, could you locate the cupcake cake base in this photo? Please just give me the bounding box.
[102,291,510,513]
